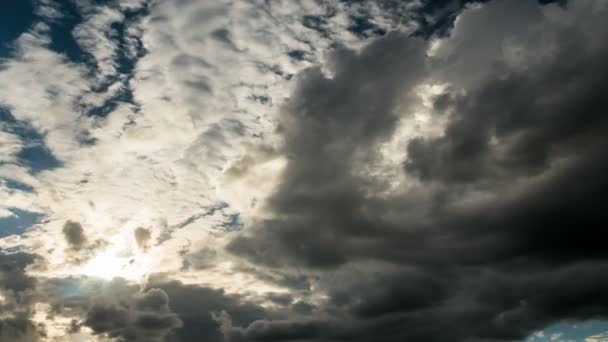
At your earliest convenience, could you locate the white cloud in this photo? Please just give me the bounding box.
[0,0,480,298]
[587,332,608,342]
[6,2,608,340]
[72,3,124,82]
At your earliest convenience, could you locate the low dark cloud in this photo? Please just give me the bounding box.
[82,286,182,342]
[1,0,606,341]
[0,315,43,342]
[85,303,130,336]
[226,319,335,342]
[227,1,608,341]
[229,31,428,269]
[32,277,268,341]
[146,277,271,342]
[0,251,37,294]
[0,252,44,341]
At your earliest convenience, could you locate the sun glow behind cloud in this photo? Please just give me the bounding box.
[1,0,608,341]
[78,245,151,281]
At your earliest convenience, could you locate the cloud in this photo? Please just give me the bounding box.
[228,31,429,268]
[0,251,37,295]
[225,0,608,341]
[0,316,43,342]
[146,277,270,342]
[225,318,335,342]
[587,332,608,342]
[133,227,151,252]
[62,221,87,251]
[84,288,182,342]
[1,0,608,341]
[0,251,44,341]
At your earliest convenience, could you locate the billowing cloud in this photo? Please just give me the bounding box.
[1,0,608,341]
[0,316,43,342]
[84,288,182,342]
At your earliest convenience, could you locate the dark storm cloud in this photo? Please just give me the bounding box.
[0,315,43,342]
[36,276,278,341]
[227,0,608,341]
[0,252,44,341]
[0,251,37,295]
[225,319,336,342]
[24,277,184,341]
[330,270,449,319]
[83,287,182,342]
[222,262,608,342]
[228,32,429,268]
[85,303,130,336]
[1,0,606,341]
[146,277,271,342]
[402,0,608,266]
[405,44,608,183]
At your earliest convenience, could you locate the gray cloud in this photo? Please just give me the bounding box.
[0,252,43,341]
[62,220,87,250]
[146,277,271,342]
[228,32,428,268]
[226,319,335,342]
[0,251,37,294]
[226,1,608,341]
[134,227,151,251]
[0,315,43,342]
[84,287,182,342]
[1,0,607,341]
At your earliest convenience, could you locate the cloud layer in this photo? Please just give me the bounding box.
[1,0,608,341]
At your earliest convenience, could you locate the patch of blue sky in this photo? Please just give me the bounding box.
[0,1,35,57]
[2,178,35,193]
[527,321,608,342]
[57,277,89,300]
[222,213,242,231]
[0,107,62,173]
[41,1,140,118]
[84,3,148,118]
[2,0,146,119]
[0,1,84,62]
[45,0,89,64]
[0,207,43,238]
[17,144,62,172]
[85,81,137,117]
[202,203,243,231]
[347,14,387,39]
[176,202,243,232]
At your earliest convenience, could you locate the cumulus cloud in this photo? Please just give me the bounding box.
[226,0,608,341]
[0,316,43,342]
[85,288,182,342]
[1,0,608,341]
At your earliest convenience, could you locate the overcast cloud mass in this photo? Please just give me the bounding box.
[1,0,608,341]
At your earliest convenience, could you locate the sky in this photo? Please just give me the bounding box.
[1,0,608,341]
